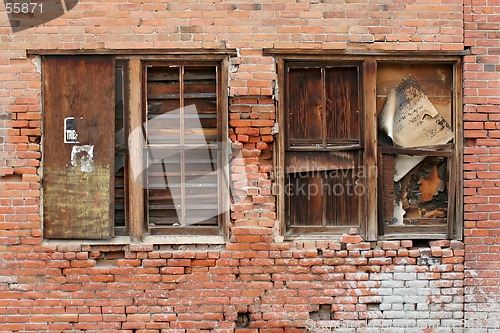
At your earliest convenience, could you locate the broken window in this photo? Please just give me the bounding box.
[274,54,462,240]
[42,55,230,240]
[377,62,462,239]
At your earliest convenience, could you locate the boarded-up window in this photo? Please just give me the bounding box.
[42,55,229,240]
[284,63,363,233]
[43,56,115,239]
[376,62,462,239]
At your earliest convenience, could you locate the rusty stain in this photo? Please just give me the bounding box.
[44,165,111,239]
[419,165,442,203]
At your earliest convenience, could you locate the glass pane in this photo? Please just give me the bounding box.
[184,147,219,226]
[146,67,181,145]
[147,149,182,227]
[184,67,218,144]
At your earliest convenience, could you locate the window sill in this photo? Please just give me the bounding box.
[43,235,226,246]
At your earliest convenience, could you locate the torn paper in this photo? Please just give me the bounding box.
[379,75,453,181]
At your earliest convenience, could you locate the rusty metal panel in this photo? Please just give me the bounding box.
[43,56,115,239]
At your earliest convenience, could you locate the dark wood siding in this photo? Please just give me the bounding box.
[325,67,359,144]
[43,56,115,239]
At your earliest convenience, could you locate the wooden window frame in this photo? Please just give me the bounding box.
[121,55,230,242]
[275,54,463,241]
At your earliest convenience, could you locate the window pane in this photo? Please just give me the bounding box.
[325,67,359,144]
[184,147,219,226]
[146,67,181,145]
[184,66,218,144]
[145,65,220,230]
[324,168,360,226]
[382,154,449,227]
[286,168,361,227]
[287,67,323,147]
[286,171,324,226]
[147,149,182,227]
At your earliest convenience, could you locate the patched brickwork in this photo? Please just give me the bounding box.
[0,0,499,332]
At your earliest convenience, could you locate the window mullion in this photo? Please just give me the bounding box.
[180,66,186,227]
[321,67,327,226]
[363,59,378,241]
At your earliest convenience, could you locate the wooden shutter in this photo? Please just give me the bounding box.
[43,56,115,239]
[285,64,362,230]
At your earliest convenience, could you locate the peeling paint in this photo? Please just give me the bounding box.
[71,145,94,173]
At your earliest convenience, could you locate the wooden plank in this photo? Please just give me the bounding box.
[128,59,145,241]
[285,151,356,173]
[384,224,447,235]
[325,67,360,143]
[452,58,463,240]
[381,153,395,227]
[262,49,469,56]
[287,67,323,147]
[29,49,238,56]
[286,173,323,226]
[379,145,453,157]
[277,57,286,237]
[325,169,359,226]
[43,55,115,239]
[364,59,378,241]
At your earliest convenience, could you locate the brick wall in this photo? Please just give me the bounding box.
[463,0,500,330]
[0,0,499,332]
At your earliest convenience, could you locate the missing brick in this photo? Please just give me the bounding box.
[95,250,125,267]
[309,304,332,321]
[418,257,441,266]
[0,174,22,182]
[236,312,251,328]
[367,302,381,311]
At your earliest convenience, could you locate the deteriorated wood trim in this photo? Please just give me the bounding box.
[364,59,378,241]
[263,49,469,57]
[128,59,145,242]
[28,49,238,56]
[220,57,230,241]
[277,57,286,239]
[453,59,464,240]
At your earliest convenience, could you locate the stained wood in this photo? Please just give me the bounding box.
[285,151,356,173]
[325,67,359,143]
[364,59,378,241]
[452,59,463,240]
[128,59,145,241]
[287,67,323,147]
[43,56,115,239]
[381,153,395,226]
